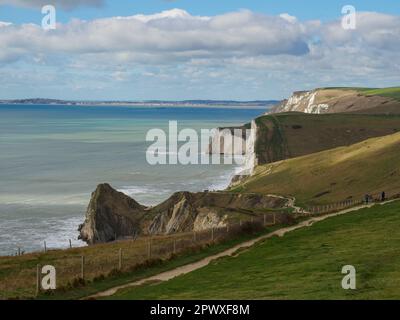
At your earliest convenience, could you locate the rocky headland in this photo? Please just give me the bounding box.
[78,183,289,244]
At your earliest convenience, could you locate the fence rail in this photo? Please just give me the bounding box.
[0,211,296,299]
[306,192,400,215]
[2,192,399,299]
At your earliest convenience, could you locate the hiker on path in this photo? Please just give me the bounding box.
[364,194,369,204]
[381,191,386,202]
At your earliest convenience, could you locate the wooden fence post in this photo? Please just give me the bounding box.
[81,256,85,280]
[69,239,72,249]
[44,241,47,253]
[118,248,122,270]
[148,238,152,259]
[36,264,40,297]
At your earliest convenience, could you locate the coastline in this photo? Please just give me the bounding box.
[0,103,270,110]
[0,105,261,256]
[0,162,249,258]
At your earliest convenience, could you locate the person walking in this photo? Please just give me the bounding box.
[381,191,386,202]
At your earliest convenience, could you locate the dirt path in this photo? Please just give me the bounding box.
[86,200,394,299]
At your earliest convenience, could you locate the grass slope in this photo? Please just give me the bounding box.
[110,201,400,300]
[0,225,282,299]
[254,113,400,164]
[360,87,400,101]
[317,87,400,101]
[233,131,400,206]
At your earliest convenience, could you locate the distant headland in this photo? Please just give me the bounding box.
[0,98,279,108]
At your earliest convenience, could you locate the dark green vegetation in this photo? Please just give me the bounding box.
[254,113,400,164]
[233,132,400,206]
[110,201,400,300]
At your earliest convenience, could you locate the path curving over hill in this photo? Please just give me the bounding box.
[85,199,396,299]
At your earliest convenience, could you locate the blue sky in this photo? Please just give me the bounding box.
[0,0,399,100]
[1,1,400,24]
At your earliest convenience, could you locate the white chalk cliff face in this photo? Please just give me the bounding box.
[269,87,398,115]
[271,90,331,114]
[239,120,257,175]
[207,127,247,155]
[207,121,258,177]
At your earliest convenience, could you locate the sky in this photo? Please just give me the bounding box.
[0,0,399,100]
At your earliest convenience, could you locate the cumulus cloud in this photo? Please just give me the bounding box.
[321,12,400,51]
[0,9,399,99]
[0,9,310,64]
[1,9,397,66]
[0,0,104,10]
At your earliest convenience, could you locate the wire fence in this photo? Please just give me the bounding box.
[0,211,295,299]
[306,191,400,215]
[2,192,400,299]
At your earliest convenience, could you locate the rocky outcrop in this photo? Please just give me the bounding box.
[78,184,289,244]
[78,184,146,244]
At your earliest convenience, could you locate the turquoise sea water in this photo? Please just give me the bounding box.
[0,105,263,255]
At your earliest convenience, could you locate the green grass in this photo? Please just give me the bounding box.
[317,87,400,101]
[110,201,400,300]
[231,131,400,206]
[37,226,282,300]
[360,87,400,101]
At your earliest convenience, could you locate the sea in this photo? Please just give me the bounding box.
[0,104,263,255]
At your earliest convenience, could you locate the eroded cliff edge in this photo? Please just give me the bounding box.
[78,183,290,244]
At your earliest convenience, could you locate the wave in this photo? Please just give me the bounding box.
[0,193,89,206]
[0,215,86,256]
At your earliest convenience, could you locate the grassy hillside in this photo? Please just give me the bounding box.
[110,201,400,300]
[359,87,400,101]
[0,220,286,299]
[233,131,400,206]
[254,113,400,164]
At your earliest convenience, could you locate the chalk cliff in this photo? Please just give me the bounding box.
[207,125,249,156]
[269,88,398,114]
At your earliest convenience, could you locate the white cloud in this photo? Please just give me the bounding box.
[0,9,399,100]
[279,13,298,24]
[0,9,310,64]
[1,9,397,66]
[321,12,400,50]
